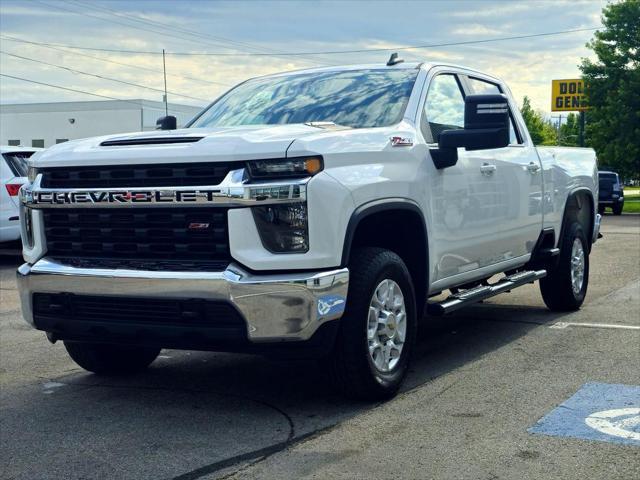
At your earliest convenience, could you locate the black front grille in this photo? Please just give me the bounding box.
[43,207,230,262]
[40,162,241,188]
[32,293,248,348]
[33,293,245,329]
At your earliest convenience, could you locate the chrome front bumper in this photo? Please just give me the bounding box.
[17,258,348,343]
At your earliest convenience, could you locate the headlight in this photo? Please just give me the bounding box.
[247,156,322,180]
[27,166,39,183]
[253,204,308,253]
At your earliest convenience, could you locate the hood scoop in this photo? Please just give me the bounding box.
[100,136,204,147]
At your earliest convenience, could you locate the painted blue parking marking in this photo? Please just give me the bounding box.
[317,295,346,318]
[529,382,640,446]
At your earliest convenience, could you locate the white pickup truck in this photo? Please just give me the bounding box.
[18,60,600,400]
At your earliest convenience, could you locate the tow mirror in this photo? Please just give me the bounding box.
[156,115,177,130]
[431,94,511,169]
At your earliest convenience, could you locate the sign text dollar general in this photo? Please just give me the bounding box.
[551,79,588,112]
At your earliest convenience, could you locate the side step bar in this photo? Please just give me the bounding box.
[427,270,547,316]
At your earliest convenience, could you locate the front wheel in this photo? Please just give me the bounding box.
[539,221,589,311]
[330,248,417,401]
[64,342,160,375]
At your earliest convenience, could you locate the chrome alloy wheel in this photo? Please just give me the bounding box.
[570,237,585,295]
[367,279,407,372]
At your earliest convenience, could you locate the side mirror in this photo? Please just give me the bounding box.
[156,115,177,130]
[431,94,511,169]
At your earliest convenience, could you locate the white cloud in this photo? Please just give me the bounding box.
[450,3,535,18]
[451,24,504,36]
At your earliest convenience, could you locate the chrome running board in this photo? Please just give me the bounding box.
[427,270,547,316]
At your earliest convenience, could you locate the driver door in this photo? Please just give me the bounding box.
[421,72,515,283]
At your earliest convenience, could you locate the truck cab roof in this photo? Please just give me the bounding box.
[253,61,503,84]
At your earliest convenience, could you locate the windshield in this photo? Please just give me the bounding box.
[599,173,619,185]
[190,69,419,129]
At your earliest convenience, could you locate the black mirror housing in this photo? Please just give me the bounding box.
[432,93,511,169]
[156,115,177,130]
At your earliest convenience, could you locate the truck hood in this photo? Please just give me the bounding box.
[33,124,335,168]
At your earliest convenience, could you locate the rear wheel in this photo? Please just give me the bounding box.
[539,221,589,311]
[331,248,417,401]
[64,342,160,375]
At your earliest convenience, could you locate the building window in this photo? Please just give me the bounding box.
[32,139,45,148]
[8,139,20,146]
[56,139,69,144]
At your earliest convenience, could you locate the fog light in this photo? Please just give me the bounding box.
[253,204,308,253]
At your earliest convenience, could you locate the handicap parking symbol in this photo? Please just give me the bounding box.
[529,382,640,446]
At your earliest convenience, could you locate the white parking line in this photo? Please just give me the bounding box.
[550,322,640,330]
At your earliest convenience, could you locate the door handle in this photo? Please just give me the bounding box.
[480,163,497,175]
[527,162,541,174]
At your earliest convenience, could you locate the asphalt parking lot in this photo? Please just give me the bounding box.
[1,214,639,480]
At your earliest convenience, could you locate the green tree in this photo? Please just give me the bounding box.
[580,0,640,179]
[559,113,580,147]
[520,96,557,145]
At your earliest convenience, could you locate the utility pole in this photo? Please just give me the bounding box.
[162,49,168,116]
[578,110,585,147]
[551,114,563,145]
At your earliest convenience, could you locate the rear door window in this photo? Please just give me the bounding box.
[467,77,522,145]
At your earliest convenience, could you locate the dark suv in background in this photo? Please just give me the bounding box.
[598,170,625,215]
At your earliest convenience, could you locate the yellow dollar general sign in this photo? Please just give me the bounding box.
[551,79,588,112]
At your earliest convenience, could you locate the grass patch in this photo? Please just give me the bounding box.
[624,199,640,213]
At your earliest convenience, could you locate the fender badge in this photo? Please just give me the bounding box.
[390,136,413,147]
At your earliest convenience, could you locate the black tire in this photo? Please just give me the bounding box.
[598,205,605,215]
[539,221,589,311]
[64,342,160,375]
[331,248,417,401]
[612,203,623,215]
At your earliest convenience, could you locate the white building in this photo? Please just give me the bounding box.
[0,100,204,148]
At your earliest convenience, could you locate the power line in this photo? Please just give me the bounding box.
[155,27,604,56]
[32,0,251,57]
[61,0,335,67]
[0,27,598,56]
[0,50,209,103]
[0,34,231,87]
[37,0,330,67]
[0,73,152,106]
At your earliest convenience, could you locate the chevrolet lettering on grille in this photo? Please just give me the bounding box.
[27,189,223,205]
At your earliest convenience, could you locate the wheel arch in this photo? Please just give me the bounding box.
[341,199,429,315]
[560,187,596,252]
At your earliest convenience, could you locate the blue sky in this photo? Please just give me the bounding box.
[0,0,608,115]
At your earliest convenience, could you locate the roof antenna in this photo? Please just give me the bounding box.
[387,52,404,66]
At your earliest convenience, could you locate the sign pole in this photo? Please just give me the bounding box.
[579,111,585,147]
[162,49,168,117]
